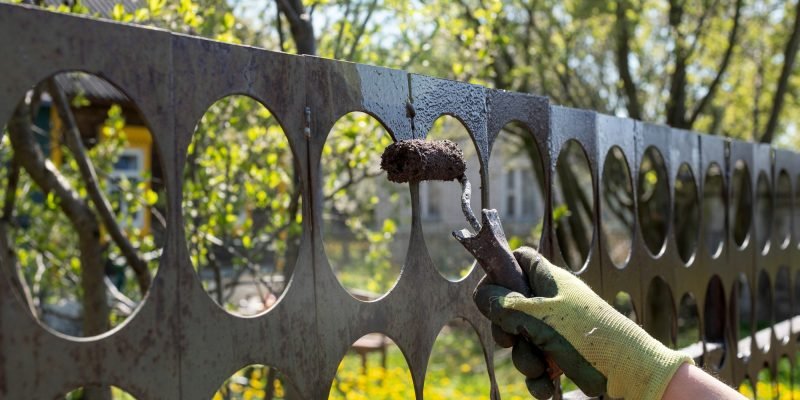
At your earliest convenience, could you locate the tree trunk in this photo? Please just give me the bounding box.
[48,79,151,296]
[615,0,642,120]
[761,0,800,143]
[276,0,316,55]
[7,103,110,398]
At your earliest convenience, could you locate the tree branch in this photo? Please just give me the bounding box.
[333,0,352,59]
[48,79,151,296]
[685,0,720,59]
[761,0,800,143]
[2,159,19,221]
[666,0,690,128]
[276,2,287,52]
[275,0,316,55]
[688,0,743,126]
[7,102,109,336]
[0,157,38,317]
[615,0,642,119]
[346,0,379,61]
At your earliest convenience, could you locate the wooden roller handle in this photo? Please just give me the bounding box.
[453,209,562,381]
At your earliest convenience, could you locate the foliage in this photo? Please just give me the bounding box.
[324,325,794,400]
[213,365,293,400]
[328,348,414,400]
[327,323,536,400]
[322,112,404,295]
[738,364,797,399]
[419,0,800,143]
[184,96,301,312]
[1,96,160,334]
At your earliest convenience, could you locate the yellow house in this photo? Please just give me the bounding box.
[48,73,157,237]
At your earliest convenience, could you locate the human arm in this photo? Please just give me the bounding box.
[662,363,746,400]
[475,247,744,400]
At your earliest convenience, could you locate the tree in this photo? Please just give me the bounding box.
[422,0,800,273]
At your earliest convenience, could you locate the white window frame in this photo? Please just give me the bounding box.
[109,148,146,230]
[505,169,523,219]
[420,181,441,220]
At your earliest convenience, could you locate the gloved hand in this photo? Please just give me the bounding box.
[475,247,693,400]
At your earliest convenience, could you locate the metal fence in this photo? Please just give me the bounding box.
[1,3,799,399]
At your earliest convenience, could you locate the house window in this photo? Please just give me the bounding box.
[420,182,441,220]
[505,169,522,218]
[110,148,146,229]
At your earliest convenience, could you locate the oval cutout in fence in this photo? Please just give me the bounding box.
[794,352,800,399]
[775,170,792,249]
[601,147,634,268]
[755,367,777,400]
[755,269,773,352]
[321,112,411,300]
[775,266,791,343]
[731,274,753,358]
[1,71,163,337]
[778,357,791,399]
[423,115,482,281]
[674,163,699,265]
[494,348,538,398]
[185,95,299,316]
[65,385,137,399]
[731,160,752,249]
[754,172,772,254]
[492,122,545,251]
[796,175,800,250]
[645,277,676,347]
[638,147,670,257]
[702,163,725,259]
[703,276,726,370]
[553,140,594,272]
[677,293,700,350]
[738,378,755,399]
[214,364,299,400]
[612,291,637,322]
[795,271,800,336]
[328,333,414,399]
[424,318,490,398]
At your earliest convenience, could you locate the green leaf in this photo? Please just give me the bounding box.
[552,204,571,222]
[148,0,165,15]
[145,189,158,206]
[382,219,397,235]
[223,12,235,30]
[111,4,126,21]
[133,8,150,22]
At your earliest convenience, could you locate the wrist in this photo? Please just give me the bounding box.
[600,317,694,400]
[662,363,748,400]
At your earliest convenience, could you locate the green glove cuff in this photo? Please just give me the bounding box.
[496,248,693,400]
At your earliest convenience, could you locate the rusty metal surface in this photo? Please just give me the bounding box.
[1,3,799,398]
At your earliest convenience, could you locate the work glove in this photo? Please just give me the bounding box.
[475,246,693,400]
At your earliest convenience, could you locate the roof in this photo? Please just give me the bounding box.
[43,0,144,18]
[54,72,130,104]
